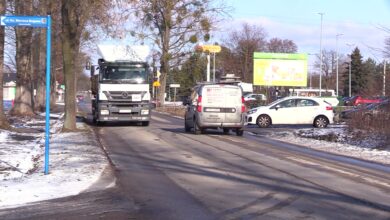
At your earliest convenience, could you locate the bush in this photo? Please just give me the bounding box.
[347,112,390,149]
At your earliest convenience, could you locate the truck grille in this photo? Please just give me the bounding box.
[103,91,147,101]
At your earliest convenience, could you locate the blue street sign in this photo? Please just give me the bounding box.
[1,15,48,28]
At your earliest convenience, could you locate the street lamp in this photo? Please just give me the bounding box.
[318,12,324,96]
[336,33,343,96]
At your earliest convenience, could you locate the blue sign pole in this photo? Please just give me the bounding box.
[1,15,52,174]
[44,15,51,175]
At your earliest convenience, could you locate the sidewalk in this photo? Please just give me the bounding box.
[0,104,112,208]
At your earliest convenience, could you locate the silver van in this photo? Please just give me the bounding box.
[184,83,246,136]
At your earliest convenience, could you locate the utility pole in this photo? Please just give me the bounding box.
[318,12,324,96]
[213,52,216,82]
[384,60,386,96]
[206,53,210,82]
[336,33,343,96]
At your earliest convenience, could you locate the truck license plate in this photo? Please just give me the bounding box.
[119,109,132,113]
[132,94,142,101]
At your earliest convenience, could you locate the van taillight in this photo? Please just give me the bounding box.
[326,106,333,111]
[241,96,246,112]
[197,95,202,112]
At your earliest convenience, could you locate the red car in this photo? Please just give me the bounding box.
[351,96,381,106]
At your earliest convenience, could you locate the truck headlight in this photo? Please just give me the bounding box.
[100,110,109,115]
[141,109,149,115]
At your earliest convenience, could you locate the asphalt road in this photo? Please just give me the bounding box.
[99,111,389,220]
[1,106,389,219]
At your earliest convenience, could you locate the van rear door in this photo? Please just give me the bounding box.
[201,85,242,124]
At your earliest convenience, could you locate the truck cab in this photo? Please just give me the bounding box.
[91,59,151,125]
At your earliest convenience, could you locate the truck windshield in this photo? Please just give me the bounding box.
[102,66,147,84]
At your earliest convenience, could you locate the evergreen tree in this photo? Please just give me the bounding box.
[343,47,365,96]
[363,58,382,96]
[172,53,206,98]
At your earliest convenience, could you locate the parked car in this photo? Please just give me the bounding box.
[244,93,267,102]
[344,95,382,106]
[340,100,390,122]
[76,94,84,103]
[184,83,246,136]
[3,100,12,111]
[246,96,334,128]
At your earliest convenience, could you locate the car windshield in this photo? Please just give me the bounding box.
[101,66,147,84]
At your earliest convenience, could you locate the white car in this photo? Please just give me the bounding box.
[246,96,334,128]
[243,93,267,102]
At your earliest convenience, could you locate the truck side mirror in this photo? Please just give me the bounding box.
[90,67,95,77]
[86,61,91,70]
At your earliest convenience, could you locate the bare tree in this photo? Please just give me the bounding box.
[31,0,49,112]
[130,0,228,104]
[0,0,10,129]
[9,0,34,116]
[222,22,268,83]
[313,49,337,91]
[60,0,117,131]
[267,38,297,53]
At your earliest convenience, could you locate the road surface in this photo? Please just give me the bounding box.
[1,108,389,219]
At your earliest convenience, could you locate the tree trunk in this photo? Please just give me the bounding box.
[34,0,48,112]
[10,0,34,116]
[158,21,171,105]
[61,0,81,131]
[0,0,10,129]
[34,29,46,112]
[47,0,60,108]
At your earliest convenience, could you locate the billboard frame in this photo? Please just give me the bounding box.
[253,52,308,87]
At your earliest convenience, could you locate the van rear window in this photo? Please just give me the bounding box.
[202,86,241,106]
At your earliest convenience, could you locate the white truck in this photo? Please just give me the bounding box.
[89,45,151,126]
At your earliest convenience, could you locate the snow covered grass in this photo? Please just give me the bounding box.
[0,113,109,208]
[265,124,390,165]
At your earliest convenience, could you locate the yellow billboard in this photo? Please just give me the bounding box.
[253,53,307,87]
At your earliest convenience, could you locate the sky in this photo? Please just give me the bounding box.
[221,0,390,62]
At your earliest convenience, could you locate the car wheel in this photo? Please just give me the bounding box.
[256,115,271,128]
[314,116,329,128]
[184,120,191,132]
[236,128,244,136]
[193,120,201,135]
[223,128,230,134]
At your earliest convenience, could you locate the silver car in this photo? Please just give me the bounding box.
[184,83,246,136]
